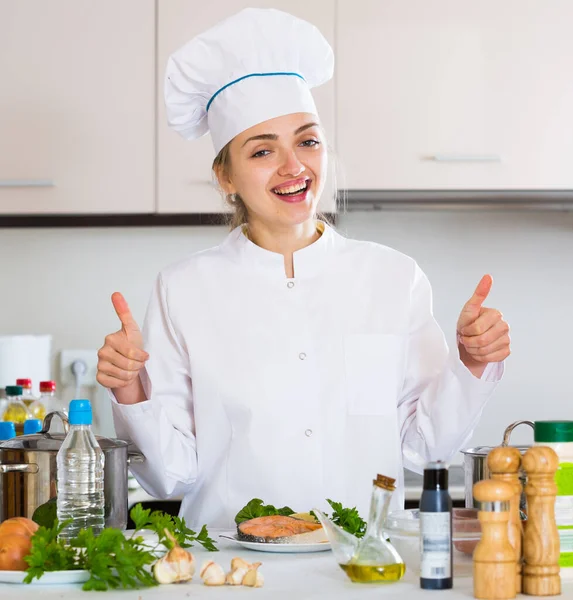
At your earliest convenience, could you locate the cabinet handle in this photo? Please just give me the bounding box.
[0,463,39,474]
[0,179,55,187]
[430,154,501,163]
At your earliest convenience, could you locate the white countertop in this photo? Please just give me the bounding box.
[2,534,572,599]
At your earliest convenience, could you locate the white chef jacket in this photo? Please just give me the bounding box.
[111,222,502,529]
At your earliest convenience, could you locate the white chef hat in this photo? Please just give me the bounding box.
[164,8,334,155]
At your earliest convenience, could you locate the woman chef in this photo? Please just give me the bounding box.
[96,8,510,529]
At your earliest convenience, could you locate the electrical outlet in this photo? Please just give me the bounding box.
[60,349,98,387]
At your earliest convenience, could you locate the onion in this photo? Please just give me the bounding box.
[0,533,32,571]
[0,517,39,538]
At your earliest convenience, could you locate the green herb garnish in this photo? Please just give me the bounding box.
[23,519,77,578]
[325,499,367,538]
[23,519,156,591]
[234,498,294,524]
[23,503,217,590]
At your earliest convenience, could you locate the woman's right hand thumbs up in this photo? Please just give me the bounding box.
[96,292,149,392]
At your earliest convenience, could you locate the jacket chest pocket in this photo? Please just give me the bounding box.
[343,334,404,416]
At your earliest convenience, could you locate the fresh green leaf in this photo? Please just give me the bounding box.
[234,498,294,523]
[31,496,58,529]
[23,519,78,583]
[325,498,367,538]
[129,503,152,531]
[195,524,218,552]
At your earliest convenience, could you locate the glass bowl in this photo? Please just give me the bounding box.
[385,508,481,578]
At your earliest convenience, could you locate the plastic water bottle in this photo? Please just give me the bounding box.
[57,399,105,540]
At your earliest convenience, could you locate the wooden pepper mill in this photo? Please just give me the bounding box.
[487,447,524,593]
[522,445,561,596]
[473,479,517,600]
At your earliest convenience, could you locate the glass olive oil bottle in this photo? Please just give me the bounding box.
[339,475,406,583]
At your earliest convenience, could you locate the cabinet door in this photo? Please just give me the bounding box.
[337,0,573,190]
[0,0,154,214]
[157,1,336,214]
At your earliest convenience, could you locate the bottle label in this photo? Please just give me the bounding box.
[556,462,573,497]
[420,511,451,579]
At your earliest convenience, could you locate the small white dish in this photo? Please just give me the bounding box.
[0,569,90,585]
[220,534,331,554]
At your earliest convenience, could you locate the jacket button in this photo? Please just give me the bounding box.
[299,352,306,360]
[305,429,313,437]
[287,281,294,289]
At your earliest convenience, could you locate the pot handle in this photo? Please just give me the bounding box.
[0,463,39,474]
[41,411,70,435]
[501,420,535,447]
[127,451,145,465]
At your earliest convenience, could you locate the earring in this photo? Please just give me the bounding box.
[227,193,236,203]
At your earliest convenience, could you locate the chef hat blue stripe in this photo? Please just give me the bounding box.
[206,72,305,112]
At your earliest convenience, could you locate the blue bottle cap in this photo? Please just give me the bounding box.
[68,399,93,426]
[23,419,42,435]
[0,422,17,440]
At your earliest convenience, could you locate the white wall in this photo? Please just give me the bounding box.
[1,208,572,455]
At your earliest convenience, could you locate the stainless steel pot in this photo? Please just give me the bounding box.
[0,411,144,529]
[461,420,534,510]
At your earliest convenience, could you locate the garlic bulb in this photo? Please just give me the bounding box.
[200,561,226,586]
[226,566,249,585]
[243,562,264,588]
[153,529,196,584]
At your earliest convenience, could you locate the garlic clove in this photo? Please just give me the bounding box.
[242,562,264,588]
[231,556,251,572]
[200,561,226,586]
[226,566,249,585]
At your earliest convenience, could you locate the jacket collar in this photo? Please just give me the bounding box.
[221,220,344,279]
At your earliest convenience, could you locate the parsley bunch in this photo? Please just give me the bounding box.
[23,504,217,591]
[23,519,156,591]
[323,499,367,538]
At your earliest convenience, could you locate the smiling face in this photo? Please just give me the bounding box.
[216,112,327,230]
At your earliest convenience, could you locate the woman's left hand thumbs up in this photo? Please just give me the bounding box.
[456,275,511,376]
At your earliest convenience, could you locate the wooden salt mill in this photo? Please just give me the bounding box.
[473,479,516,600]
[487,447,523,593]
[522,445,561,596]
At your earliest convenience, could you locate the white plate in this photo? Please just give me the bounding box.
[220,534,330,554]
[0,569,90,585]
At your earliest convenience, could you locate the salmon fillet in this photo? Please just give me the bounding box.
[237,515,325,544]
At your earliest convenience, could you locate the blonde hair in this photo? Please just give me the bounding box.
[212,139,339,230]
[212,142,249,230]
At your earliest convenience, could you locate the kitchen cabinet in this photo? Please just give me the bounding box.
[156,0,336,214]
[0,0,155,215]
[337,0,573,191]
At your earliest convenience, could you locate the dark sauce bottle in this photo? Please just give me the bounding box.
[419,461,453,590]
